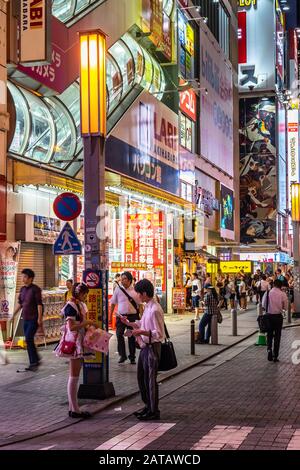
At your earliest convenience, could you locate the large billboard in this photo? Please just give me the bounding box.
[200,29,233,176]
[220,185,235,240]
[238,0,276,92]
[239,98,277,245]
[106,90,179,196]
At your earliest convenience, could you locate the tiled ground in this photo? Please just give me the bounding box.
[2,324,300,451]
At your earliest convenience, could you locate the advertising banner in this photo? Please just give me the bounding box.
[125,211,166,292]
[0,242,20,319]
[200,29,233,176]
[277,101,286,213]
[178,11,195,79]
[20,0,52,65]
[220,185,235,240]
[220,261,252,274]
[107,90,179,196]
[238,0,276,92]
[287,109,299,210]
[142,0,163,48]
[239,97,277,245]
[179,146,195,186]
[0,176,6,242]
[180,87,197,122]
[288,29,298,94]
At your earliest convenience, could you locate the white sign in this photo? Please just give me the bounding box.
[288,109,299,210]
[20,0,51,64]
[200,29,234,176]
[0,242,20,319]
[238,0,276,92]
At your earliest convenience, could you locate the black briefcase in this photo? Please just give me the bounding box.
[158,324,178,372]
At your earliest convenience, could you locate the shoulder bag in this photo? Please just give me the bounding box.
[158,323,178,372]
[116,283,139,316]
[55,322,78,356]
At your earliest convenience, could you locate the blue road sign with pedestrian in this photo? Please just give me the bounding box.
[53,223,82,255]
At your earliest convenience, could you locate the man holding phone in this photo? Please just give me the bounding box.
[110,271,141,364]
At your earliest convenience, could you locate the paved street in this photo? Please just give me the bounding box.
[1,307,300,450]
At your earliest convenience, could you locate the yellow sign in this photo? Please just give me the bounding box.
[207,263,219,274]
[186,23,195,56]
[238,0,257,7]
[84,288,103,365]
[219,261,252,274]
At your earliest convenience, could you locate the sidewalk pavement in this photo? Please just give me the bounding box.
[0,304,298,446]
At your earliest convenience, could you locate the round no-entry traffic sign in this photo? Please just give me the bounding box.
[85,271,100,289]
[53,193,82,221]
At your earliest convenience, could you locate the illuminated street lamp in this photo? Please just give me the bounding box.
[78,30,115,399]
[291,183,300,317]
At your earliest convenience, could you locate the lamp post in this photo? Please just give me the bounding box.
[291,183,300,317]
[78,30,115,399]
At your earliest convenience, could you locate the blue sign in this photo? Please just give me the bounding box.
[53,223,82,255]
[105,136,180,196]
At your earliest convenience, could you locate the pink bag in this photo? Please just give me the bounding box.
[83,327,112,355]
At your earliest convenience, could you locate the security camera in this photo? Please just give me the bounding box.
[248,85,254,91]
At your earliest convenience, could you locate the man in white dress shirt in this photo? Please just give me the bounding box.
[120,279,165,421]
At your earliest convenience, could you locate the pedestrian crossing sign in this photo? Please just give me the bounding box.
[53,222,82,255]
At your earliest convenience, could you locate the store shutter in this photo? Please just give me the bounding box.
[16,243,45,292]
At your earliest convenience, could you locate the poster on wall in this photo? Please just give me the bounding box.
[238,0,276,92]
[0,242,20,319]
[220,185,234,240]
[287,109,299,210]
[200,28,233,176]
[239,97,277,245]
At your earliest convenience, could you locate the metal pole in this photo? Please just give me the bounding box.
[191,320,195,355]
[293,221,300,317]
[287,292,292,324]
[78,135,115,400]
[211,314,218,345]
[73,217,78,282]
[231,300,237,336]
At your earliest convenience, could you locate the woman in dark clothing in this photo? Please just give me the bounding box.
[196,286,219,344]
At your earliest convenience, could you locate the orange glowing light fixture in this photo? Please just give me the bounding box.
[291,183,300,222]
[79,30,106,137]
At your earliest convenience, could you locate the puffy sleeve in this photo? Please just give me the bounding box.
[64,304,78,319]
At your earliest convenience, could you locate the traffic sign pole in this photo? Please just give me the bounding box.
[78,135,115,400]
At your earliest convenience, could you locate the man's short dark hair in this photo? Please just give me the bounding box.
[122,271,133,284]
[134,279,154,298]
[67,279,73,284]
[21,268,35,279]
[274,279,283,289]
[277,268,282,274]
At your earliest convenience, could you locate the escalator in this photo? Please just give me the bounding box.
[8,32,167,177]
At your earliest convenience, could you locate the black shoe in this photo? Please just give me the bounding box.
[130,359,136,365]
[25,364,39,371]
[138,411,160,421]
[267,350,273,362]
[273,357,279,363]
[133,407,149,417]
[118,357,127,364]
[69,411,92,419]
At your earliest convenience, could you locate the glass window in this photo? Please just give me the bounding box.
[106,54,123,113]
[52,0,76,22]
[163,0,173,17]
[75,0,90,15]
[180,112,194,153]
[177,10,195,80]
[8,82,30,155]
[58,83,82,154]
[122,33,144,85]
[21,88,54,163]
[45,98,77,169]
[110,41,135,97]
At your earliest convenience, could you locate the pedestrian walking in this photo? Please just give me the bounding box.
[196,285,219,344]
[184,273,192,310]
[191,273,202,320]
[110,271,141,364]
[228,276,236,309]
[12,269,43,371]
[238,275,247,311]
[60,282,97,418]
[262,279,288,362]
[256,274,269,301]
[112,273,121,292]
[119,279,165,421]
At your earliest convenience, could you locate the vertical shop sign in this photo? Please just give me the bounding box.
[0,242,20,319]
[276,15,285,85]
[220,185,235,240]
[288,109,299,210]
[238,11,247,64]
[142,0,163,48]
[125,211,166,292]
[20,0,52,65]
[0,176,6,241]
[83,271,104,368]
[289,29,299,94]
[180,87,197,122]
[161,12,172,61]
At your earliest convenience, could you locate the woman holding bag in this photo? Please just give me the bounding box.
[57,282,97,418]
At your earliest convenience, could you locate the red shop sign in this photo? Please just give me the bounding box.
[180,88,197,122]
